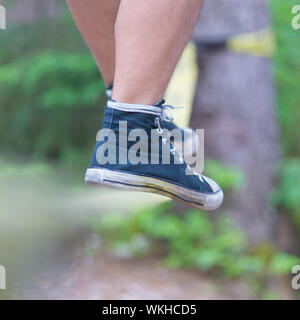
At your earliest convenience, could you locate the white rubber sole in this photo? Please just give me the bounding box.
[85,168,223,211]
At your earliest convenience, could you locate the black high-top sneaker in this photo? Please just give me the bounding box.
[85,100,223,210]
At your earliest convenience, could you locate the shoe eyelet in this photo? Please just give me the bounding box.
[155,117,163,134]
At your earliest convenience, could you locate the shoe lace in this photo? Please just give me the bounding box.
[161,104,183,122]
[158,104,204,183]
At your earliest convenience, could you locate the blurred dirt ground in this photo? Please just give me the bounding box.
[16,235,253,300]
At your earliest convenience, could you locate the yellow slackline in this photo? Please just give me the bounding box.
[165,42,198,128]
[227,29,275,57]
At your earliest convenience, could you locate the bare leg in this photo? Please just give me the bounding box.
[66,0,120,86]
[113,0,202,105]
[66,0,202,103]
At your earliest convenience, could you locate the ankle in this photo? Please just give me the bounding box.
[112,90,162,106]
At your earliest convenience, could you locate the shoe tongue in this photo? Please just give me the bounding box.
[154,99,165,107]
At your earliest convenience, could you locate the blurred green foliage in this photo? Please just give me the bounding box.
[0,18,106,169]
[274,159,300,229]
[94,202,299,279]
[94,158,299,283]
[205,159,245,191]
[270,0,300,158]
[270,0,300,224]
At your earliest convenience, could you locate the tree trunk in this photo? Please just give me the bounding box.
[191,0,280,243]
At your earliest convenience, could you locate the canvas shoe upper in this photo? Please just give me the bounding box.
[86,100,223,210]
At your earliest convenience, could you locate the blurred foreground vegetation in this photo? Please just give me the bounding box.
[93,158,300,298]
